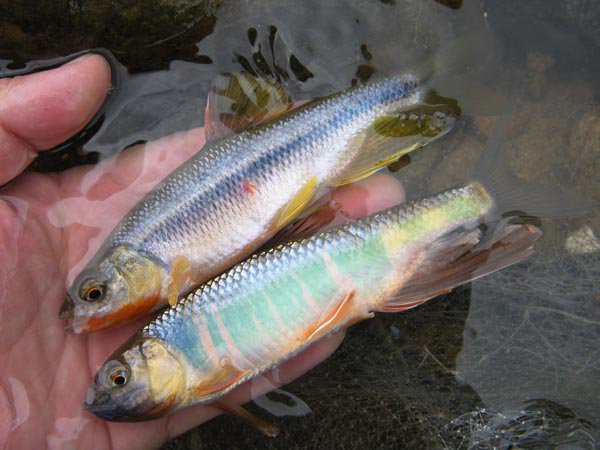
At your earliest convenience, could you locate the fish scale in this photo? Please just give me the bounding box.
[86,114,590,432]
[141,184,492,389]
[64,73,458,333]
[109,77,419,259]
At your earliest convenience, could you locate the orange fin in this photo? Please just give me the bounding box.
[272,204,337,243]
[376,223,542,313]
[205,72,301,141]
[167,256,194,306]
[302,290,371,342]
[212,400,279,437]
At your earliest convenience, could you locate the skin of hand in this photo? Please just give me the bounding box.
[0,55,406,450]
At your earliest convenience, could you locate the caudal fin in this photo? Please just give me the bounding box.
[472,116,593,219]
[374,222,542,313]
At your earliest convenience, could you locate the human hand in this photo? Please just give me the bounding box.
[0,55,405,449]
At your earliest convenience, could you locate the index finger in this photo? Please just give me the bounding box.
[0,54,111,185]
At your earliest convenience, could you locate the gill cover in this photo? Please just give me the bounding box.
[84,337,186,421]
[62,246,169,333]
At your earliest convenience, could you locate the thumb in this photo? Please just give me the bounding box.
[0,54,111,185]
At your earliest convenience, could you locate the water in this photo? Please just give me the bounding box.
[1,0,599,448]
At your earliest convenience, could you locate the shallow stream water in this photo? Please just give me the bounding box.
[1,0,599,448]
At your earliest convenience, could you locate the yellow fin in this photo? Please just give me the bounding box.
[274,176,318,229]
[205,72,299,141]
[167,256,193,307]
[335,103,458,186]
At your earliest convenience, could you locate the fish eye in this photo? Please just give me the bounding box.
[109,368,129,387]
[81,284,105,302]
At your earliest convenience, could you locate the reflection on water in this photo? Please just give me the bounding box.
[1,0,599,448]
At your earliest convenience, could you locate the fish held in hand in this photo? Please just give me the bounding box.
[84,118,590,431]
[63,72,458,333]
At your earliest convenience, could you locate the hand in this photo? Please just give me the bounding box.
[0,55,405,449]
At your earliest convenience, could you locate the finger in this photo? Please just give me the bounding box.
[0,54,111,185]
[332,171,406,220]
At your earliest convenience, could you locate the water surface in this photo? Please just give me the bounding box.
[1,0,599,448]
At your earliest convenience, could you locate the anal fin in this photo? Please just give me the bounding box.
[376,224,542,313]
[212,400,279,437]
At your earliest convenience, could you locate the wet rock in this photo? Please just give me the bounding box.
[472,112,527,139]
[527,51,556,73]
[1,0,220,71]
[427,134,480,194]
[527,73,547,100]
[569,106,600,203]
[565,225,600,254]
[525,52,556,100]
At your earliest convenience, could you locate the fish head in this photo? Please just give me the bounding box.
[61,246,169,333]
[84,336,186,421]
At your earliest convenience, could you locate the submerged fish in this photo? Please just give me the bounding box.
[83,120,589,432]
[61,72,458,333]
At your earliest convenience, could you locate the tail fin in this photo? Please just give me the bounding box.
[374,223,542,313]
[472,116,593,219]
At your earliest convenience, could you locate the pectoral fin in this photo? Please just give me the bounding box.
[194,366,249,399]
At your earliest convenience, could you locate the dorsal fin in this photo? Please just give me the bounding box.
[205,72,301,141]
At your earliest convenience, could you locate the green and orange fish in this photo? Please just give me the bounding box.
[61,72,458,333]
[83,120,590,433]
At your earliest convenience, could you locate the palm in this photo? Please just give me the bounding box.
[0,55,404,449]
[0,130,215,449]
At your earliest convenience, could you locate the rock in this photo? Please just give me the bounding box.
[526,51,556,73]
[426,133,481,194]
[568,106,600,203]
[472,111,527,139]
[565,225,600,254]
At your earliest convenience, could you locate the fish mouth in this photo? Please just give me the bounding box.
[83,386,149,422]
[59,294,75,320]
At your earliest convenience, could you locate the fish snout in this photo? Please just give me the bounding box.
[83,385,123,421]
